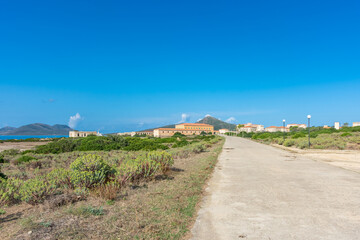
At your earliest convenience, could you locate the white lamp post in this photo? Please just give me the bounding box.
[282,119,286,139]
[307,115,311,148]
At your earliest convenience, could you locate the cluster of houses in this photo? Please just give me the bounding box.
[236,123,306,133]
[69,121,360,138]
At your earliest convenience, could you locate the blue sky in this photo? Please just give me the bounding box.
[1,0,359,133]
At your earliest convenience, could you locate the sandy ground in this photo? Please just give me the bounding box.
[0,142,48,152]
[273,144,360,173]
[191,136,360,240]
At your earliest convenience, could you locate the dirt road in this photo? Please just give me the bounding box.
[191,136,360,240]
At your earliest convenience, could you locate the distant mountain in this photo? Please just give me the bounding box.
[143,124,175,132]
[0,126,17,135]
[141,116,236,132]
[197,116,236,130]
[0,123,73,135]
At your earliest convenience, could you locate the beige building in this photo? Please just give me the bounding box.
[134,130,153,136]
[265,126,290,133]
[69,130,97,137]
[334,122,340,130]
[353,122,360,127]
[287,123,307,129]
[154,123,214,137]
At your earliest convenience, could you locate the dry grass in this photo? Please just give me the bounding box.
[0,139,224,239]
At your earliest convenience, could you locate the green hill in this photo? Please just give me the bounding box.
[197,116,236,130]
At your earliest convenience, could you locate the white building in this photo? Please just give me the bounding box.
[334,122,340,130]
[238,123,264,132]
[69,131,97,137]
[219,129,229,134]
[353,122,360,127]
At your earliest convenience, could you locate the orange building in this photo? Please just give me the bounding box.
[154,123,214,137]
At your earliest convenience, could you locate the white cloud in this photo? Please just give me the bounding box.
[225,117,236,123]
[68,113,83,129]
[179,113,190,123]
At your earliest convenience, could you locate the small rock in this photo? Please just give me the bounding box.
[28,231,32,235]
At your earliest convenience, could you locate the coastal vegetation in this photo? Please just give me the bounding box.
[230,126,360,150]
[0,134,223,239]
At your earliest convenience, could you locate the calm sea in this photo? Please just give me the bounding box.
[0,135,68,140]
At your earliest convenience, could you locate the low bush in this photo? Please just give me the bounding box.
[47,168,72,188]
[1,149,20,156]
[172,140,189,148]
[19,177,57,205]
[190,143,207,153]
[296,140,309,149]
[70,154,113,189]
[68,205,104,217]
[292,133,306,139]
[0,177,23,205]
[341,132,352,137]
[147,151,174,174]
[272,138,284,145]
[283,139,296,147]
[172,132,185,137]
[15,155,36,164]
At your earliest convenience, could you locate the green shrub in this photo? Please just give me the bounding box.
[70,154,113,188]
[0,155,4,164]
[146,151,174,174]
[1,149,20,156]
[310,132,318,138]
[272,138,284,145]
[19,178,57,204]
[0,165,7,181]
[292,133,306,139]
[121,155,160,181]
[74,187,90,198]
[190,143,207,153]
[296,140,309,149]
[68,205,104,217]
[341,132,352,137]
[172,132,185,137]
[283,139,296,147]
[15,155,36,164]
[47,168,72,188]
[35,135,169,154]
[0,177,23,205]
[0,208,5,215]
[172,140,189,148]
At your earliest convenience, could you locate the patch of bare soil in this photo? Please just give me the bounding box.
[0,142,48,152]
[273,144,360,173]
